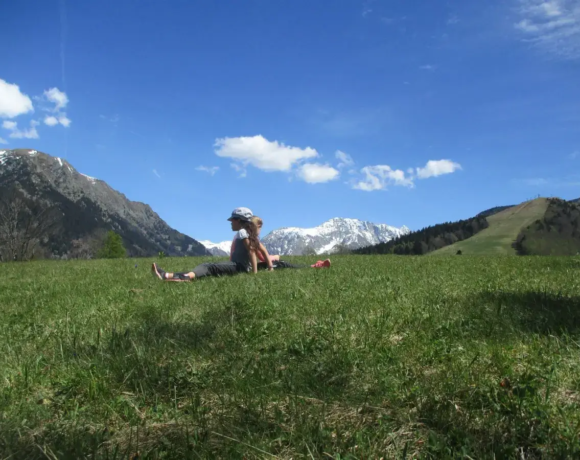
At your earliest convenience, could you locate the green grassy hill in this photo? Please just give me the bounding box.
[1,255,579,458]
[514,198,580,255]
[431,198,549,255]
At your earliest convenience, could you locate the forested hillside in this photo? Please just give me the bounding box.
[513,198,580,255]
[354,216,489,255]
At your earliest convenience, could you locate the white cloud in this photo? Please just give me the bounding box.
[44,87,69,111]
[416,159,462,179]
[0,79,34,119]
[152,169,161,178]
[353,165,414,191]
[58,115,71,127]
[335,150,354,168]
[37,87,71,128]
[297,163,339,183]
[419,64,436,70]
[0,137,7,145]
[515,0,580,59]
[44,114,70,127]
[44,116,59,126]
[196,165,220,176]
[214,135,318,172]
[2,120,40,139]
[352,158,461,191]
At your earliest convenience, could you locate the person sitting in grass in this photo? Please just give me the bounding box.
[251,215,331,270]
[152,207,262,281]
[151,208,330,282]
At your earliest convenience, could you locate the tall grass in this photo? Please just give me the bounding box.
[1,255,579,458]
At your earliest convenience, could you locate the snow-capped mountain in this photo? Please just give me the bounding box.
[261,218,410,256]
[200,240,231,257]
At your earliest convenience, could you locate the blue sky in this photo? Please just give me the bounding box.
[1,0,579,242]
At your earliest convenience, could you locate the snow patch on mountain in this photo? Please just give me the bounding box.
[80,173,97,184]
[200,240,232,257]
[262,217,410,256]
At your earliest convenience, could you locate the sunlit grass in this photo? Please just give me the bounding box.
[1,255,579,458]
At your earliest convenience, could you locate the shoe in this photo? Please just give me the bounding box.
[311,259,331,268]
[151,263,166,280]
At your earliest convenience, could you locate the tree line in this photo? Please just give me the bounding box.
[353,216,489,255]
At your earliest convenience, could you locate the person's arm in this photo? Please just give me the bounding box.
[243,239,259,274]
[259,242,274,271]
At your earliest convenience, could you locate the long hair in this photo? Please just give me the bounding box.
[241,220,260,253]
[251,216,263,230]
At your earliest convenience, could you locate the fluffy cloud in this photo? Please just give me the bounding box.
[58,115,71,127]
[0,137,7,144]
[335,150,354,168]
[44,114,70,127]
[2,120,40,139]
[353,165,414,191]
[416,159,462,179]
[215,135,318,172]
[196,165,220,176]
[44,87,69,111]
[352,159,461,191]
[296,163,340,183]
[515,0,580,59]
[44,116,59,126]
[38,87,71,128]
[0,79,34,119]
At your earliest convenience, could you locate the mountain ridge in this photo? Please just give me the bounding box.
[0,148,209,258]
[261,217,410,255]
[199,240,231,256]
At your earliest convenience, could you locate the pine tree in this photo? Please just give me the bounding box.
[97,231,126,259]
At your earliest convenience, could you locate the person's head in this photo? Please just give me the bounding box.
[227,207,253,231]
[251,216,263,235]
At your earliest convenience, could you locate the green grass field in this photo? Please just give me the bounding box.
[1,255,580,458]
[432,199,549,256]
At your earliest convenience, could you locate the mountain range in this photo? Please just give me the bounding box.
[200,218,410,256]
[199,240,232,257]
[0,149,209,258]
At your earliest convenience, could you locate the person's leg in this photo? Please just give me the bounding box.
[273,260,306,269]
[268,259,331,269]
[152,263,194,281]
[192,262,241,279]
[311,259,331,268]
[152,262,242,281]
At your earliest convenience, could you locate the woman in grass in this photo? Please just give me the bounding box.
[251,216,331,270]
[151,209,330,282]
[151,207,264,281]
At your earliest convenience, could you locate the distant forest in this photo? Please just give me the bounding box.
[354,216,489,255]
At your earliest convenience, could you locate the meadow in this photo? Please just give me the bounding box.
[432,199,549,256]
[1,255,579,459]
